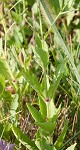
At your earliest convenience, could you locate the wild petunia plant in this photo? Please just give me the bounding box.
[0,0,79,149]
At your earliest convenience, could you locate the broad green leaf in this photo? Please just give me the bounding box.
[22,69,44,99]
[35,128,43,150]
[2,123,12,139]
[14,28,23,43]
[41,138,56,150]
[32,3,38,15]
[47,74,62,98]
[46,100,57,119]
[50,105,60,122]
[0,59,11,79]
[49,0,60,14]
[35,140,41,150]
[54,120,68,149]
[66,143,77,150]
[35,34,42,49]
[40,74,50,98]
[50,113,58,124]
[39,97,47,118]
[0,59,16,83]
[55,58,67,77]
[11,27,23,48]
[34,47,48,69]
[37,121,56,135]
[0,74,5,95]
[58,0,64,9]
[12,126,38,150]
[67,9,75,25]
[35,34,48,53]
[27,103,44,123]
[47,58,67,98]
[27,0,35,6]
[33,34,49,69]
[36,129,56,150]
[11,11,22,24]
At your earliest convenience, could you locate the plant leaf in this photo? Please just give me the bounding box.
[22,69,44,99]
[66,143,77,150]
[46,100,57,119]
[27,103,44,123]
[49,0,60,14]
[0,59,11,79]
[10,94,19,116]
[35,130,56,150]
[33,34,49,70]
[0,74,5,95]
[37,121,56,135]
[40,74,50,98]
[12,126,38,150]
[54,120,68,149]
[47,58,67,98]
[39,97,47,118]
[41,137,56,150]
[50,107,60,123]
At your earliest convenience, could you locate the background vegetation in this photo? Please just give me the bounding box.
[0,0,80,149]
